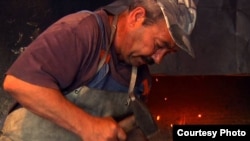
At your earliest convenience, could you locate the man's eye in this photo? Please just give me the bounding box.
[155,44,163,50]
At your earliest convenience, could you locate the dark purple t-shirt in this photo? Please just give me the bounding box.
[6,9,152,95]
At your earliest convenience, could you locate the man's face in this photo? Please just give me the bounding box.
[116,19,178,66]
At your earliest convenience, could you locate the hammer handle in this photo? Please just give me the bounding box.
[118,115,137,133]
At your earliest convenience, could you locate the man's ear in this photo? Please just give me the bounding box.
[127,7,146,27]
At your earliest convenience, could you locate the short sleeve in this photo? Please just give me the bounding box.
[5,12,100,91]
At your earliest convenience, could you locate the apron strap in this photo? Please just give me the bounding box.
[95,14,138,98]
[127,66,137,105]
[97,15,118,72]
[82,12,138,104]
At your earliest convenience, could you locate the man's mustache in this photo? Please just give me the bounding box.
[142,56,155,65]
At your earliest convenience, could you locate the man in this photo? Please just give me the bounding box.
[1,0,197,140]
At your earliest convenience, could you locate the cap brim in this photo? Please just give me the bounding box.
[169,24,195,58]
[157,0,196,58]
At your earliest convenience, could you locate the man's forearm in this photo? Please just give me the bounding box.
[3,75,126,141]
[3,75,95,139]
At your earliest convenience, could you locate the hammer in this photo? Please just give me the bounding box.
[119,97,166,141]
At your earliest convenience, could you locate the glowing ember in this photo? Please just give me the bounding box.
[164,97,167,101]
[198,114,202,118]
[170,124,173,127]
[156,115,160,121]
[155,78,159,82]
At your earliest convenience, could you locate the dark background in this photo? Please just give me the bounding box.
[1,0,250,140]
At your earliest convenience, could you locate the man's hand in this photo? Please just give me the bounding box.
[82,116,126,141]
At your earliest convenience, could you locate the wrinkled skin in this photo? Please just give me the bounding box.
[114,7,177,66]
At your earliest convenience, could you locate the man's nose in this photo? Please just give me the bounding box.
[151,50,166,64]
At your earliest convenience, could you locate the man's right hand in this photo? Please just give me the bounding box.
[81,116,127,141]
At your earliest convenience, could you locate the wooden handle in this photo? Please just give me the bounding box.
[118,115,137,133]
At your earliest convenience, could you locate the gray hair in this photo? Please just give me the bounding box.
[128,0,164,25]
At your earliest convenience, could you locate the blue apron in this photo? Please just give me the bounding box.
[65,10,140,120]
